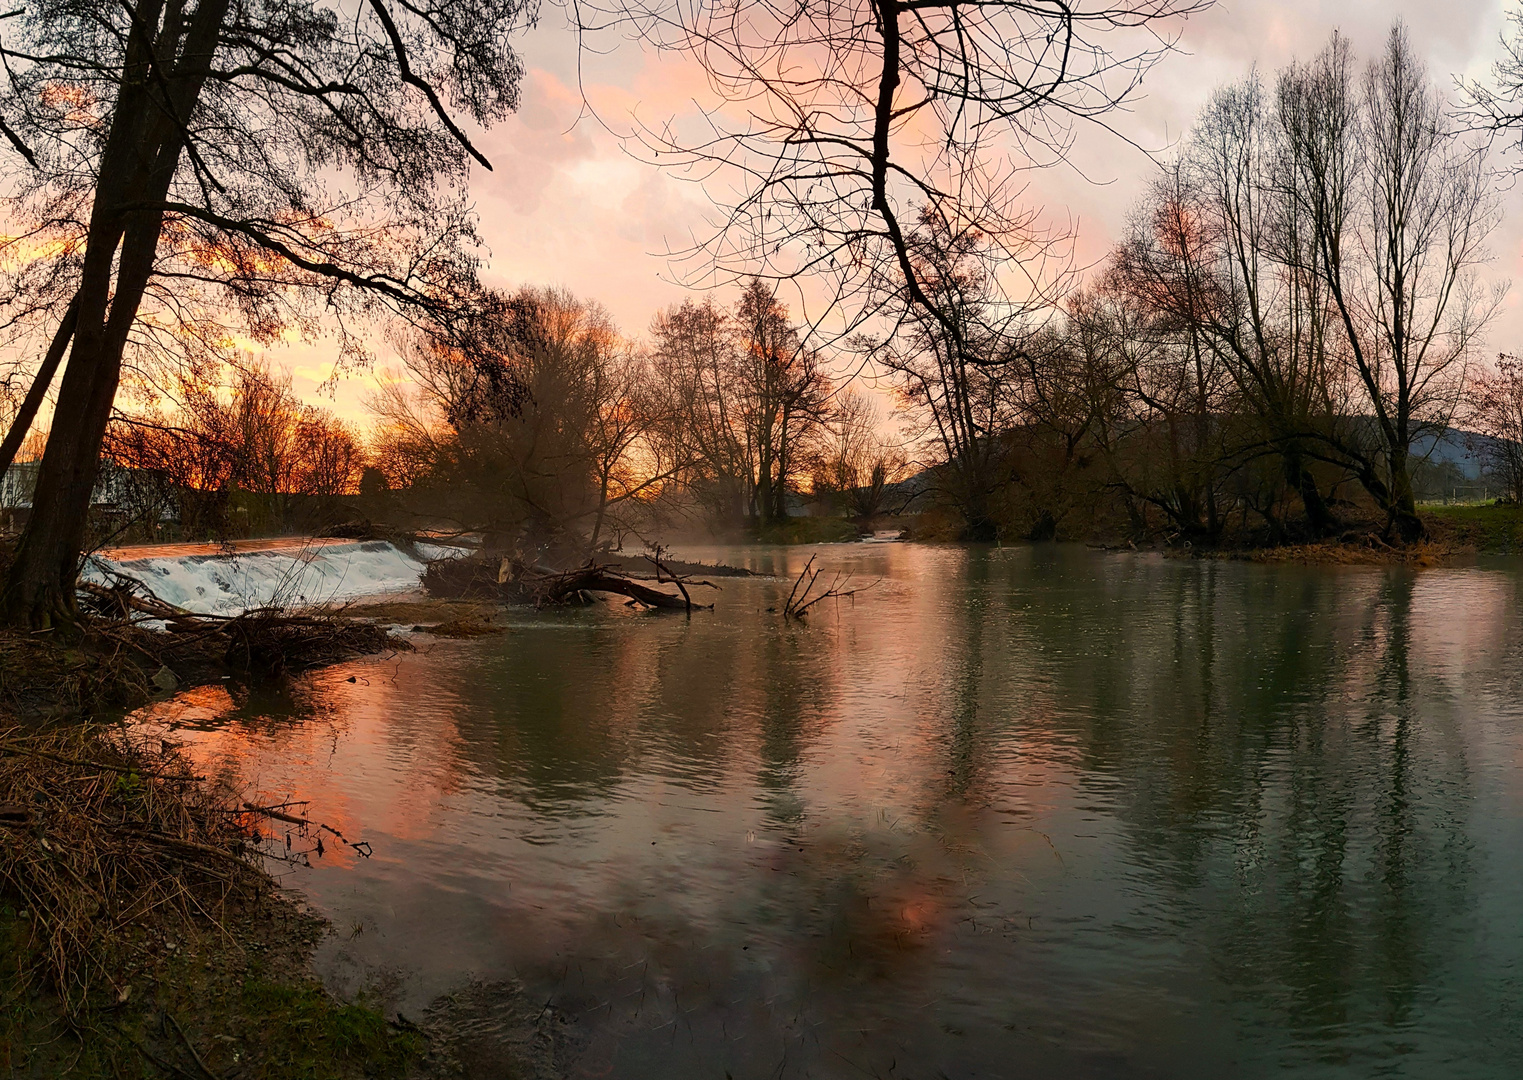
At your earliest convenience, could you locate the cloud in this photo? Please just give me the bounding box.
[296,0,1523,423]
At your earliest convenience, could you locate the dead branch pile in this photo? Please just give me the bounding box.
[77,577,408,679]
[0,723,263,1012]
[424,550,717,612]
[421,552,504,600]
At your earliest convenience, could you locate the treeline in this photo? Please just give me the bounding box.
[879,26,1507,544]
[102,364,365,538]
[14,24,1516,555]
[369,282,903,553]
[34,280,904,548]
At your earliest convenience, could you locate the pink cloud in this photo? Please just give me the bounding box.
[280,1,1523,422]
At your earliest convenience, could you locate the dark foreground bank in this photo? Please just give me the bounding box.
[0,613,558,1079]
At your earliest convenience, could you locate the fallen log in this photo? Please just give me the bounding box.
[78,580,199,624]
[423,551,718,611]
[537,567,712,610]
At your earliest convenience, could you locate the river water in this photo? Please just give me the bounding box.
[137,544,1523,1078]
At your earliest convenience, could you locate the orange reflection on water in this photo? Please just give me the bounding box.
[128,659,472,867]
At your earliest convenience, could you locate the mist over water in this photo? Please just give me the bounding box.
[139,545,1523,1078]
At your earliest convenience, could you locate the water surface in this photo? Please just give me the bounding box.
[142,545,1523,1078]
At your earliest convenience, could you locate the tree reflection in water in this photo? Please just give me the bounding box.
[134,546,1523,1078]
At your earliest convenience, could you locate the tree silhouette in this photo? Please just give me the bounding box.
[0,0,535,626]
[572,0,1205,359]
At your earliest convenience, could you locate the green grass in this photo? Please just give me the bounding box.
[753,516,861,544]
[227,977,423,1080]
[1422,502,1523,554]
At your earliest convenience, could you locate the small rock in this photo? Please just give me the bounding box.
[151,665,178,692]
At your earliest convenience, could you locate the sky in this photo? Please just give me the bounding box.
[288,0,1523,422]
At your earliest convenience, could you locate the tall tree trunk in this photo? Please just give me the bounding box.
[587,465,612,555]
[1387,451,1423,543]
[756,416,774,526]
[772,408,790,522]
[3,219,161,627]
[0,294,79,479]
[1,0,229,628]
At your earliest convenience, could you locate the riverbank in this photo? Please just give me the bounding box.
[1422,502,1523,554]
[1187,505,1523,565]
[0,595,485,1077]
[0,718,427,1079]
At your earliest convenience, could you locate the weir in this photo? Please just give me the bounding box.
[82,539,465,616]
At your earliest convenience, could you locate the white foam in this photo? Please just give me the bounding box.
[84,540,467,616]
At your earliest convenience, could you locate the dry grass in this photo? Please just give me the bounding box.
[1203,535,1463,567]
[0,629,155,721]
[0,722,262,1012]
[0,722,428,1078]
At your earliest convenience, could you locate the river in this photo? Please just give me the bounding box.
[135,544,1523,1078]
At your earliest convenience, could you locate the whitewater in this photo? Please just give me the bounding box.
[83,539,465,616]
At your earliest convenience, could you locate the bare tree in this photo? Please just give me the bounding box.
[1279,26,1499,540]
[1462,4,1523,143]
[105,359,365,537]
[1024,287,1203,540]
[646,295,750,523]
[1465,355,1523,504]
[643,283,832,529]
[1111,87,1347,539]
[1109,27,1498,543]
[372,287,670,553]
[734,279,832,524]
[0,0,535,625]
[876,212,1021,538]
[575,0,1204,374]
[812,388,907,519]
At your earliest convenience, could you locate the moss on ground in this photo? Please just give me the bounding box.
[0,901,423,1079]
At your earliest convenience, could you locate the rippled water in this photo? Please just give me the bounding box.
[139,545,1523,1078]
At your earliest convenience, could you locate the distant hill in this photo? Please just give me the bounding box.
[1412,428,1490,480]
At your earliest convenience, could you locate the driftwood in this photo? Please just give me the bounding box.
[75,579,405,675]
[782,555,876,619]
[242,801,373,859]
[426,549,717,612]
[533,562,714,611]
[78,580,200,626]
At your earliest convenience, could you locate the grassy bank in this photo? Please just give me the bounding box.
[1421,503,1523,554]
[0,721,423,1079]
[749,505,1523,563]
[1227,504,1523,564]
[752,516,863,544]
